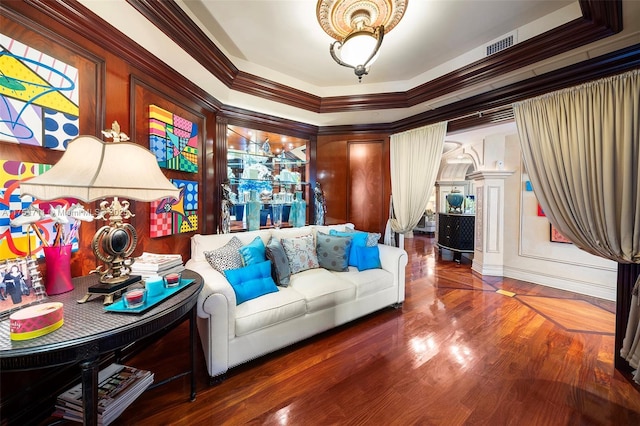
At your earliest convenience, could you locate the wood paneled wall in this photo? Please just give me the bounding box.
[0,4,217,278]
[317,133,390,235]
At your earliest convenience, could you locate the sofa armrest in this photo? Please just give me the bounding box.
[377,244,408,303]
[185,259,237,339]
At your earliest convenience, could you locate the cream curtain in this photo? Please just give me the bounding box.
[390,122,447,235]
[513,69,640,382]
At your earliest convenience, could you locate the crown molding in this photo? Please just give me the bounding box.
[15,0,225,114]
[388,43,640,134]
[126,0,622,114]
[6,0,634,138]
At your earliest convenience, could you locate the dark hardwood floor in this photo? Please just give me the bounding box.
[112,234,640,425]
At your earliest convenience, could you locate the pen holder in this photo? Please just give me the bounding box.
[43,244,74,295]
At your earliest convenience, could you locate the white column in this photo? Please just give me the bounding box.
[467,170,514,276]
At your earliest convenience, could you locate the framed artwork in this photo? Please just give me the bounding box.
[0,32,80,150]
[149,104,198,172]
[149,179,198,238]
[537,203,545,217]
[0,160,80,259]
[0,256,47,319]
[550,224,572,244]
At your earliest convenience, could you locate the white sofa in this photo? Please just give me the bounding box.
[185,224,408,381]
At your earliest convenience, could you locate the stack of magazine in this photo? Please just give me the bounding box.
[130,252,185,279]
[54,363,154,425]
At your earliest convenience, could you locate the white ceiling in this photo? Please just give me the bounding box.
[79,0,640,127]
[178,0,573,90]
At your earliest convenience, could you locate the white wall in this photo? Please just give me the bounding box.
[502,134,617,300]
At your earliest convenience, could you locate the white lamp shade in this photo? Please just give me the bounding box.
[340,32,380,67]
[19,135,180,202]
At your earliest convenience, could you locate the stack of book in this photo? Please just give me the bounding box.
[54,363,154,425]
[130,252,185,279]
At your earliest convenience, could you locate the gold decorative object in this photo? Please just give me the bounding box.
[317,0,408,81]
[19,121,180,303]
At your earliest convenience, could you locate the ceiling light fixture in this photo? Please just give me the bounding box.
[317,0,407,82]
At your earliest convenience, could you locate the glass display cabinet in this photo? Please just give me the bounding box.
[226,125,309,231]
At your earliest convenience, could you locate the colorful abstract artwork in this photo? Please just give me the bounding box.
[0,33,79,150]
[0,160,80,259]
[150,179,198,238]
[550,223,572,244]
[149,105,198,172]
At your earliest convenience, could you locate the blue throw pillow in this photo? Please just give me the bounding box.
[239,236,267,266]
[355,245,381,271]
[329,229,367,267]
[224,260,278,304]
[230,277,279,305]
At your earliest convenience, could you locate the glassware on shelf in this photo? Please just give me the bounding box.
[271,203,283,229]
[246,190,261,231]
[290,191,306,227]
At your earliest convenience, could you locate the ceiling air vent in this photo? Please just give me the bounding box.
[486,35,514,56]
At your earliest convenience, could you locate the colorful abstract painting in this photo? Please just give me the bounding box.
[0,33,79,150]
[0,160,80,259]
[550,223,573,244]
[149,105,198,172]
[150,179,198,238]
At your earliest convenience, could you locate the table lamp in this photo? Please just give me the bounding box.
[19,122,180,299]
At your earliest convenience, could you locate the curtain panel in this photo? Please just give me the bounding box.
[389,122,447,235]
[513,69,640,383]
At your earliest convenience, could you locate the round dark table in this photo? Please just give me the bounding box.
[0,269,203,425]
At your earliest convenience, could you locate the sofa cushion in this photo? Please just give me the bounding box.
[281,234,319,274]
[355,245,381,271]
[224,260,278,304]
[204,236,243,273]
[235,287,307,336]
[265,237,291,287]
[329,230,367,267]
[343,227,381,247]
[332,267,394,298]
[289,268,356,313]
[316,232,352,272]
[239,236,267,266]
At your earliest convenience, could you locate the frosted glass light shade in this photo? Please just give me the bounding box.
[20,135,180,202]
[340,31,379,67]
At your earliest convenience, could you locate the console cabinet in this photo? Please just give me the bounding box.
[437,213,475,254]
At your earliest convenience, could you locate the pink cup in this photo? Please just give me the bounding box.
[43,244,74,295]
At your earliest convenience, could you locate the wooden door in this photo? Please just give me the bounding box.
[348,141,385,233]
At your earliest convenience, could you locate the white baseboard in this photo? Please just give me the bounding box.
[503,266,615,301]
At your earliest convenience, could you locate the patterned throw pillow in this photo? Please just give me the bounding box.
[265,237,292,287]
[316,232,352,272]
[343,227,381,247]
[204,236,244,273]
[365,232,382,247]
[281,234,319,274]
